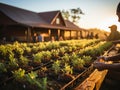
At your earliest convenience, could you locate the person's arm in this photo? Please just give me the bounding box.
[94,61,120,71]
[104,63,120,71]
[105,54,120,61]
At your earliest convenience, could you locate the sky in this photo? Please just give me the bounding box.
[0,0,120,32]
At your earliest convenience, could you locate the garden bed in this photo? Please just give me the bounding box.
[0,39,113,90]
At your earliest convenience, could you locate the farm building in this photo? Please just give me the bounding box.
[0,3,85,42]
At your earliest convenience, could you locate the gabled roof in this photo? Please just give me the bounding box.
[38,11,60,24]
[0,3,83,30]
[0,3,47,26]
[38,11,66,26]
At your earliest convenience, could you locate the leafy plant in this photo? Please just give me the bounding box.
[58,47,65,56]
[71,58,85,68]
[82,55,92,65]
[62,63,73,74]
[24,46,31,55]
[51,49,59,59]
[12,68,25,81]
[19,56,29,66]
[31,46,39,53]
[0,62,7,73]
[8,54,19,70]
[70,52,78,61]
[25,71,47,90]
[61,54,70,63]
[41,51,51,62]
[52,60,61,74]
[0,45,13,60]
[33,52,42,63]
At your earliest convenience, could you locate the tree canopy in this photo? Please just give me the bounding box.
[61,8,84,24]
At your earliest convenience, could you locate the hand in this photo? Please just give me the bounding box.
[93,61,106,71]
[96,56,106,61]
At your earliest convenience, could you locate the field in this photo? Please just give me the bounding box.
[0,39,112,90]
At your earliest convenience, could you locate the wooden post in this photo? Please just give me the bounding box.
[76,30,78,39]
[70,30,71,39]
[58,29,60,38]
[48,29,51,40]
[27,27,32,42]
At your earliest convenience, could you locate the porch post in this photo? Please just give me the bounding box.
[70,30,71,39]
[76,30,78,39]
[58,29,60,38]
[48,29,51,39]
[27,27,32,42]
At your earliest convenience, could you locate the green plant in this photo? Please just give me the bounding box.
[41,51,51,62]
[12,68,25,81]
[8,54,19,70]
[82,55,92,65]
[51,49,59,58]
[0,45,13,60]
[40,77,47,90]
[19,56,29,66]
[65,46,73,53]
[33,52,42,63]
[72,58,85,68]
[31,45,39,53]
[25,71,47,90]
[0,62,7,73]
[70,52,78,61]
[62,63,73,74]
[13,47,24,58]
[52,60,61,74]
[61,54,70,63]
[58,47,65,56]
[24,46,31,54]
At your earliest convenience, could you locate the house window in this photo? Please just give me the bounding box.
[56,18,60,24]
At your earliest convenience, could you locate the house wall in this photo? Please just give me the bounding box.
[64,30,78,40]
[0,25,27,42]
[71,31,77,39]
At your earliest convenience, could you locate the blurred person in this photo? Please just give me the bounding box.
[38,33,42,42]
[106,24,120,41]
[51,36,55,42]
[59,36,63,41]
[32,33,37,43]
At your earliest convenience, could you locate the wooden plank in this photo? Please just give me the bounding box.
[74,69,108,90]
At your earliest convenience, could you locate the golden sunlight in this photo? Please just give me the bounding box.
[99,16,120,32]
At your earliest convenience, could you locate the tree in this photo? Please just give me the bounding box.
[61,10,70,20]
[61,8,84,24]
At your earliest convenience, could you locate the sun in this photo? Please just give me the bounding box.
[99,16,120,32]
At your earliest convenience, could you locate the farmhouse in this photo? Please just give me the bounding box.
[0,3,85,42]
